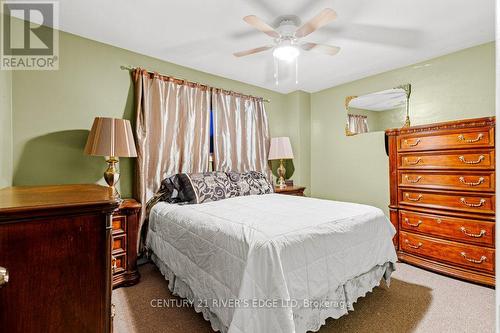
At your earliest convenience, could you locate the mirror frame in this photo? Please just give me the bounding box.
[344,83,412,136]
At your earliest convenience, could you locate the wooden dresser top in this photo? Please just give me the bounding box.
[0,184,119,215]
[386,116,495,136]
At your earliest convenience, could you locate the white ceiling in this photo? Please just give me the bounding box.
[33,0,497,93]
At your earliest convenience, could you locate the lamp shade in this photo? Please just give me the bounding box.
[268,137,294,160]
[84,117,137,157]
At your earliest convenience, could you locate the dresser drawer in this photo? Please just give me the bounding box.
[112,234,126,254]
[400,231,495,273]
[112,252,127,274]
[112,215,127,234]
[399,190,495,214]
[398,128,493,152]
[398,171,495,192]
[399,210,495,246]
[398,150,495,170]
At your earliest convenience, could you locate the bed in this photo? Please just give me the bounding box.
[146,189,397,333]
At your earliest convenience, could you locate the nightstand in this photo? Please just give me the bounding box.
[274,186,306,196]
[111,198,141,288]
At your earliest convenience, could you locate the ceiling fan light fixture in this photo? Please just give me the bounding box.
[234,8,340,86]
[273,45,299,62]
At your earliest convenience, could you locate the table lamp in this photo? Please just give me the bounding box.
[268,137,294,189]
[84,117,137,198]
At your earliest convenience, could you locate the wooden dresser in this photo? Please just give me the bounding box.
[386,117,495,286]
[0,185,119,332]
[112,199,141,288]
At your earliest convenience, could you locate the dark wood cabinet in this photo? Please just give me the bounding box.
[0,184,119,333]
[274,186,306,196]
[112,199,141,288]
[386,117,495,286]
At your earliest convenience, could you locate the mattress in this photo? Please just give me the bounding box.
[146,194,398,333]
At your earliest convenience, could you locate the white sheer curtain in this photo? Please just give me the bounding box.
[347,114,369,134]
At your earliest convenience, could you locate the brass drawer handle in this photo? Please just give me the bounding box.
[112,256,117,274]
[405,193,423,202]
[459,177,484,186]
[458,133,483,143]
[405,175,422,183]
[0,266,9,287]
[404,138,421,147]
[405,157,422,165]
[460,198,485,208]
[404,218,422,227]
[458,155,484,165]
[404,239,423,249]
[460,252,487,264]
[460,227,486,238]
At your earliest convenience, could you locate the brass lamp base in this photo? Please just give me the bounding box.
[104,157,121,200]
[277,159,286,189]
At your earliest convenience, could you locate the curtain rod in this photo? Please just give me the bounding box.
[120,65,271,103]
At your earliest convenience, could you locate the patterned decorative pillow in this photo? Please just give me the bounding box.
[145,174,186,231]
[184,172,239,204]
[176,174,198,203]
[226,171,274,196]
[148,174,184,206]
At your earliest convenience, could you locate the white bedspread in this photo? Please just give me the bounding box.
[147,194,397,333]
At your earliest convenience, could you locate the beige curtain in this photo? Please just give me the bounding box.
[212,89,271,174]
[347,114,369,134]
[134,69,211,235]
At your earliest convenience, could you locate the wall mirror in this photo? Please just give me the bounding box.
[345,84,411,136]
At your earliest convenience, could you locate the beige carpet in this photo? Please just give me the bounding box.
[113,262,495,333]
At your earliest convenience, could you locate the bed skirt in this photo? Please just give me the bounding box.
[151,253,395,333]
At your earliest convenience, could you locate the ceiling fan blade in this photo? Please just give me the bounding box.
[321,24,424,48]
[301,43,341,56]
[295,8,337,38]
[233,45,273,57]
[243,15,280,38]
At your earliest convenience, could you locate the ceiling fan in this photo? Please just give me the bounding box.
[233,8,341,62]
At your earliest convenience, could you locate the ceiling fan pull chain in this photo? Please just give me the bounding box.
[273,56,276,82]
[295,56,299,84]
[274,56,279,86]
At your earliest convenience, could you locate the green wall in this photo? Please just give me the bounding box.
[7,14,494,209]
[10,22,307,198]
[310,42,495,214]
[0,68,12,188]
[0,13,12,188]
[282,90,311,193]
